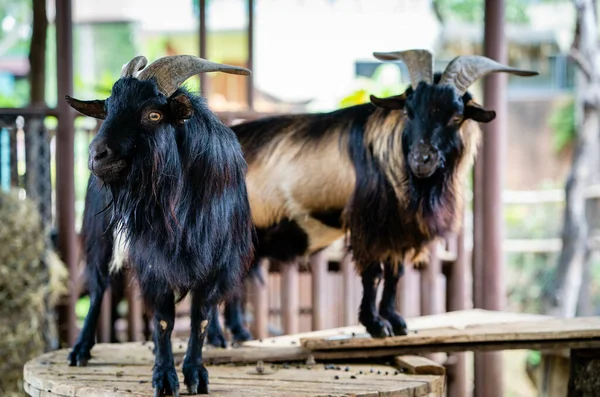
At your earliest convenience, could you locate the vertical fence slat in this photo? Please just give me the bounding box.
[310,251,328,331]
[0,127,9,191]
[251,259,269,339]
[281,261,299,334]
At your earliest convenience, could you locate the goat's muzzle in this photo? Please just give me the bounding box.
[408,142,440,179]
[88,140,126,183]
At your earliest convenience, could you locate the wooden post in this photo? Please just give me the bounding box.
[474,0,507,395]
[246,0,255,110]
[98,290,112,343]
[199,0,208,95]
[341,251,355,326]
[251,259,269,339]
[55,0,77,346]
[126,273,144,341]
[446,228,469,397]
[420,242,442,316]
[310,250,328,330]
[281,262,299,334]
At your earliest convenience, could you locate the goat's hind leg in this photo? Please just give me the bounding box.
[183,290,211,394]
[206,305,226,348]
[358,263,394,338]
[225,297,253,344]
[379,261,408,336]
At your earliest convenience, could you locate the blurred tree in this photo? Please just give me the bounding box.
[542,0,600,318]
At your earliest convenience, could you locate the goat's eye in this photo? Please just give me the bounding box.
[148,111,162,122]
[450,114,463,125]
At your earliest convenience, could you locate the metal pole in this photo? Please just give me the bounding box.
[55,0,77,346]
[474,1,507,396]
[246,0,255,109]
[199,0,208,95]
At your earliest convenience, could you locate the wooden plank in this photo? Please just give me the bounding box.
[394,356,446,376]
[302,315,585,351]
[244,309,551,349]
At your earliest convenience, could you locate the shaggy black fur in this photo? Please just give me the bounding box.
[67,78,255,396]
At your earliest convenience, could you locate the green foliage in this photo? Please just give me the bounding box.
[339,63,407,108]
[549,99,576,153]
[0,0,31,57]
[434,0,530,24]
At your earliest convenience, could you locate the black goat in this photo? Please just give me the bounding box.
[66,55,255,396]
[226,50,537,338]
[76,177,256,348]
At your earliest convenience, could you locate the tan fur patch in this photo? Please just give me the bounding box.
[245,124,355,230]
[159,320,168,330]
[200,319,208,334]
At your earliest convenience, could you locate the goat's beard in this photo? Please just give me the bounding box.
[108,136,184,251]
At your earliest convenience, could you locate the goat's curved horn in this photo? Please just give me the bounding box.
[137,55,252,97]
[373,49,433,89]
[120,55,148,78]
[439,55,538,97]
[65,96,106,120]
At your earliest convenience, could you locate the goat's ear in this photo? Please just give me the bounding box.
[369,94,406,110]
[65,96,106,119]
[169,94,194,125]
[465,103,496,123]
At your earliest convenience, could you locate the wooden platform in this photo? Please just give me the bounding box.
[23,343,445,397]
[24,309,600,396]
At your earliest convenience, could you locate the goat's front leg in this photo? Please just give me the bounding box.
[145,288,179,397]
[358,263,393,338]
[224,297,253,344]
[379,262,408,336]
[183,290,211,394]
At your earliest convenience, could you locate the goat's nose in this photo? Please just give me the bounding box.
[91,145,112,162]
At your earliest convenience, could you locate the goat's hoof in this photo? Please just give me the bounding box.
[152,364,180,397]
[67,343,92,367]
[183,362,210,395]
[206,332,227,349]
[231,327,253,343]
[364,317,394,338]
[379,310,408,336]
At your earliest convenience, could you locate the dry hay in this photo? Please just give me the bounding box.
[0,190,68,396]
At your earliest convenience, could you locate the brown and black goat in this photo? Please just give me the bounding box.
[65,55,256,396]
[228,49,538,338]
